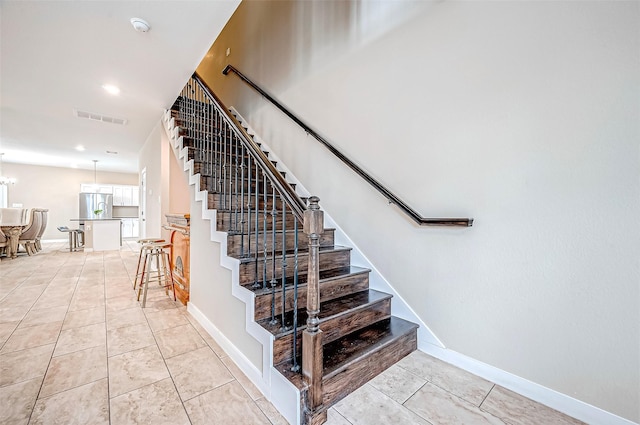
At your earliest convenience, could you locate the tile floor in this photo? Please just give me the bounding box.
[0,241,585,425]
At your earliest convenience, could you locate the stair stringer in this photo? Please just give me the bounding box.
[229,107,445,352]
[162,110,301,425]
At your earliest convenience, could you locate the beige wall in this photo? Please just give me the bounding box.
[138,120,172,240]
[138,119,190,241]
[169,141,190,216]
[1,162,137,240]
[196,1,640,422]
[188,185,263,370]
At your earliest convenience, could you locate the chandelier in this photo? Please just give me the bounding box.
[0,153,17,186]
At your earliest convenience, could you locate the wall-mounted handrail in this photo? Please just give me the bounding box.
[223,64,473,227]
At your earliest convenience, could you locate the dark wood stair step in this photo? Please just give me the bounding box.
[227,228,335,257]
[266,289,392,365]
[321,316,418,406]
[238,245,352,286]
[275,316,418,411]
[206,190,297,211]
[188,152,277,174]
[216,210,299,233]
[252,265,371,321]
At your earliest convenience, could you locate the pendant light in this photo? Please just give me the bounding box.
[92,159,99,191]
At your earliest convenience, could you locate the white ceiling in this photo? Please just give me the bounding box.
[0,0,240,174]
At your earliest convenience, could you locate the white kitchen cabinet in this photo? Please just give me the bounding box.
[113,186,123,205]
[132,218,139,237]
[80,184,113,194]
[120,218,140,238]
[131,187,139,206]
[112,185,139,206]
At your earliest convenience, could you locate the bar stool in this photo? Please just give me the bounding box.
[57,226,84,252]
[137,241,176,308]
[133,238,165,289]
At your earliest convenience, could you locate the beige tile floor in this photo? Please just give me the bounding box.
[0,241,585,425]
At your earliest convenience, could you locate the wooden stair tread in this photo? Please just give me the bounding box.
[258,289,391,337]
[275,316,418,390]
[228,228,335,239]
[237,245,351,264]
[322,316,417,377]
[249,265,370,294]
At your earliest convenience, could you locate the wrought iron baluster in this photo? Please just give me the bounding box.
[222,120,228,210]
[246,151,253,259]
[252,162,260,289]
[196,88,202,162]
[262,174,268,289]
[239,142,246,256]
[216,108,222,193]
[207,101,213,181]
[233,133,240,233]
[269,183,278,326]
[229,127,234,214]
[291,218,300,372]
[280,199,289,332]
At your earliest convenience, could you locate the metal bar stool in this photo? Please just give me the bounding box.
[133,238,165,289]
[57,226,84,252]
[136,241,176,308]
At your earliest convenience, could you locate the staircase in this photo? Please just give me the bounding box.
[165,74,418,424]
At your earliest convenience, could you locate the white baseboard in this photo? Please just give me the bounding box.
[419,343,638,425]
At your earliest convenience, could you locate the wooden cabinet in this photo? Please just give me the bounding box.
[166,214,190,305]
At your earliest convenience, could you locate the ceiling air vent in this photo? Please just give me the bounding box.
[74,109,128,125]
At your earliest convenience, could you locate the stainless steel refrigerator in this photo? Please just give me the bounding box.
[79,193,113,219]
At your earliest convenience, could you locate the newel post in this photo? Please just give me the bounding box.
[302,196,324,417]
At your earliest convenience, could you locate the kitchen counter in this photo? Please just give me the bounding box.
[73,219,121,251]
[71,218,122,221]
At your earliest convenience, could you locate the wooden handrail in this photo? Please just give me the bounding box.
[192,72,307,222]
[223,64,474,227]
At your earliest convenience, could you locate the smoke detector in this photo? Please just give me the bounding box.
[130,18,150,33]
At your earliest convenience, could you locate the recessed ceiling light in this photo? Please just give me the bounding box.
[102,84,120,95]
[106,150,118,155]
[75,145,85,151]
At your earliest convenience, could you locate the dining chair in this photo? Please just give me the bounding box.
[18,209,41,255]
[34,208,48,251]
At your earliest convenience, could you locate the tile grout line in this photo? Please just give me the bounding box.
[479,383,495,409]
[102,251,115,425]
